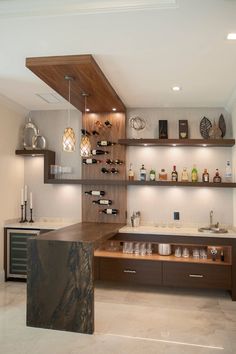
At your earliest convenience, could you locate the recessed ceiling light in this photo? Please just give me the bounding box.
[112,108,117,111]
[172,86,181,92]
[36,93,61,104]
[227,33,236,40]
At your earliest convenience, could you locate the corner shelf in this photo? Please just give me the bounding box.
[118,138,235,147]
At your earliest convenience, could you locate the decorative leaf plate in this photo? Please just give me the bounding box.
[200,116,212,139]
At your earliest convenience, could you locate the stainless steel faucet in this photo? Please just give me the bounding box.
[210,210,213,227]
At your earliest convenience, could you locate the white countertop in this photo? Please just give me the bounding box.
[4,220,78,230]
[119,225,236,238]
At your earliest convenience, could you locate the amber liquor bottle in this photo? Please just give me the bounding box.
[202,169,209,182]
[171,165,178,181]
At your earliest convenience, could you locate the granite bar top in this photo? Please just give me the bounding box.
[35,222,125,245]
[119,225,236,239]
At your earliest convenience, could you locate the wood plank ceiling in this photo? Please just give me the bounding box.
[26,54,126,113]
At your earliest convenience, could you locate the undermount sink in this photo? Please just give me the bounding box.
[198,227,228,234]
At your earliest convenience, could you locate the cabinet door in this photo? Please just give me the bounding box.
[98,257,162,285]
[163,262,231,290]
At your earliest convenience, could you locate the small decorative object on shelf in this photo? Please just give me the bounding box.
[213,169,222,183]
[23,116,38,150]
[129,116,146,131]
[191,164,198,182]
[92,199,112,205]
[219,114,226,138]
[225,161,232,182]
[139,164,147,181]
[171,165,178,181]
[181,167,189,182]
[149,169,156,181]
[85,190,105,196]
[82,158,101,164]
[210,247,218,261]
[92,149,109,155]
[159,120,168,139]
[202,168,210,182]
[200,116,212,139]
[159,168,167,181]
[209,120,222,139]
[104,120,112,128]
[100,208,118,215]
[179,120,188,139]
[32,129,47,150]
[97,140,116,147]
[128,163,135,181]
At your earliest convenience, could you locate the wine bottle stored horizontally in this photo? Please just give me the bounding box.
[97,140,116,147]
[92,199,112,205]
[104,120,112,128]
[92,149,109,155]
[100,208,118,215]
[91,130,99,136]
[101,167,110,174]
[85,190,105,196]
[83,158,101,164]
[81,129,91,136]
[106,159,123,165]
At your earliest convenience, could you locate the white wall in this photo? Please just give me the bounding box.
[0,96,26,280]
[126,107,233,226]
[24,110,82,220]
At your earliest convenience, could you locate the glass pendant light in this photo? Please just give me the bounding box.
[62,76,76,152]
[80,92,91,157]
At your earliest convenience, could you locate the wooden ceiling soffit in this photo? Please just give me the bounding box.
[26,54,126,113]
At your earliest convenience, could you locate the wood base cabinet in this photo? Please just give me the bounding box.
[163,262,231,290]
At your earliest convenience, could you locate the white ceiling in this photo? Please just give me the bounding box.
[0,0,236,111]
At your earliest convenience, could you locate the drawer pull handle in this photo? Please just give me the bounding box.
[123,269,136,274]
[189,274,204,278]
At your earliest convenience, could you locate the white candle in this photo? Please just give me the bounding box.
[21,188,24,205]
[24,185,27,202]
[30,192,33,209]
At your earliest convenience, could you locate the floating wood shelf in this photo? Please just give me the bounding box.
[26,54,126,113]
[118,138,235,147]
[15,149,55,182]
[44,178,236,188]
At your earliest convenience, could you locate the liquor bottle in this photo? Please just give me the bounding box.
[93,199,112,205]
[191,165,198,182]
[104,120,112,128]
[101,167,109,174]
[202,168,209,182]
[213,169,222,183]
[149,169,156,181]
[85,190,105,196]
[225,161,232,182]
[82,158,101,164]
[92,149,109,155]
[97,141,116,147]
[128,163,135,180]
[110,167,119,174]
[159,169,167,181]
[100,208,118,215]
[181,168,189,182]
[140,164,147,181]
[171,165,178,181]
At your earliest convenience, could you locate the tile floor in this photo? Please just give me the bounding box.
[0,281,236,353]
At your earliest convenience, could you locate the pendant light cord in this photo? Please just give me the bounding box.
[67,79,71,127]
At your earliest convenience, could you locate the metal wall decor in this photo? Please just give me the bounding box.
[129,116,146,131]
[199,116,212,139]
[200,115,226,139]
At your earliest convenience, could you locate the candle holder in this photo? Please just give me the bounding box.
[29,208,34,223]
[20,204,24,223]
[23,201,28,223]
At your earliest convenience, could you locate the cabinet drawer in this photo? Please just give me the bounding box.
[163,262,231,290]
[98,258,162,286]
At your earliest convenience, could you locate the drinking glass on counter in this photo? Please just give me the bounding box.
[146,242,152,255]
[175,247,182,258]
[140,243,147,256]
